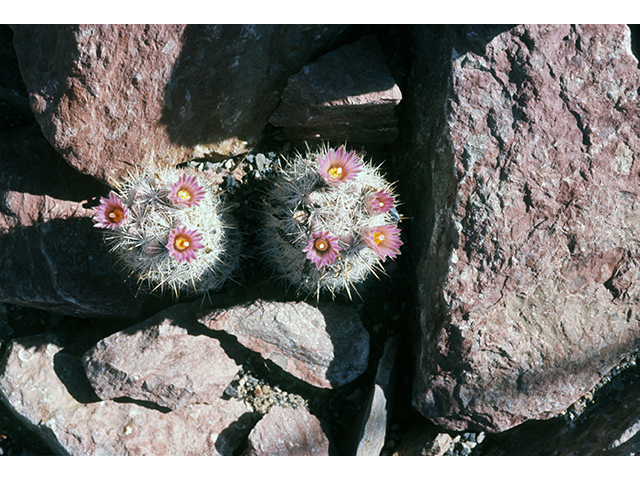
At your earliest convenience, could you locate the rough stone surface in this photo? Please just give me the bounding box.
[11,24,346,186]
[0,202,147,319]
[269,34,402,145]
[401,24,640,432]
[198,299,369,389]
[245,406,330,456]
[83,304,242,411]
[481,369,640,455]
[356,337,397,456]
[0,333,252,455]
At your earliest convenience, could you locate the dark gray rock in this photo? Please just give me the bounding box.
[270,34,402,145]
[399,24,640,432]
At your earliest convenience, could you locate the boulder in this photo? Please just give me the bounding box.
[0,201,147,319]
[10,24,347,186]
[83,303,242,411]
[269,34,402,145]
[198,299,370,389]
[0,333,253,455]
[245,406,330,456]
[401,24,640,432]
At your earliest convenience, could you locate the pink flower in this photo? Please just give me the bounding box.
[366,190,394,215]
[166,226,204,263]
[303,231,342,269]
[362,224,402,261]
[317,145,363,184]
[93,191,128,229]
[170,173,206,207]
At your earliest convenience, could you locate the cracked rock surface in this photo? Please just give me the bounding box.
[404,24,640,432]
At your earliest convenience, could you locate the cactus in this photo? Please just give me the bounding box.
[92,166,240,297]
[260,144,403,299]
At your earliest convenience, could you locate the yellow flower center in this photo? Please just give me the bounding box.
[373,231,386,245]
[177,189,191,201]
[174,235,190,251]
[314,237,329,252]
[108,207,124,223]
[328,166,343,179]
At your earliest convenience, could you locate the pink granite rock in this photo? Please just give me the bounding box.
[401,24,640,432]
[245,406,330,456]
[0,333,252,455]
[198,300,369,389]
[10,24,346,187]
[83,304,242,411]
[269,34,402,145]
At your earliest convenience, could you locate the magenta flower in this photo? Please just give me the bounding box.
[93,191,128,229]
[362,224,403,261]
[302,231,342,269]
[317,146,363,184]
[170,173,206,207]
[366,190,394,215]
[166,226,204,263]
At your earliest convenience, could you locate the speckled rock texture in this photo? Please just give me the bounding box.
[10,24,347,186]
[0,333,252,455]
[402,24,640,432]
[83,304,242,411]
[244,406,330,456]
[269,34,402,145]
[198,299,370,389]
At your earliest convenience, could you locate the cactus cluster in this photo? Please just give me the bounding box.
[92,167,240,297]
[260,144,403,298]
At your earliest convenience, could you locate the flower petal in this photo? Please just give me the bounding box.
[302,231,342,269]
[166,226,204,263]
[362,224,402,261]
[317,146,363,184]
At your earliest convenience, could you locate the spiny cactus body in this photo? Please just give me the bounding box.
[92,167,240,296]
[261,144,402,298]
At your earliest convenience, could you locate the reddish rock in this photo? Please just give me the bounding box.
[401,24,640,432]
[10,24,346,186]
[0,333,253,455]
[0,194,147,319]
[245,406,330,456]
[269,34,402,145]
[83,304,242,411]
[481,368,640,455]
[198,299,369,389]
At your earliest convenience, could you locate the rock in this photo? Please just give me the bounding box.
[356,337,397,456]
[244,406,330,456]
[0,26,32,131]
[83,303,242,411]
[480,365,640,455]
[0,205,147,319]
[0,333,252,455]
[400,24,640,432]
[10,24,347,186]
[269,34,402,145]
[198,299,369,389]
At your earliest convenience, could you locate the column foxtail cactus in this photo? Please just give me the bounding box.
[260,144,403,299]
[92,166,240,297]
